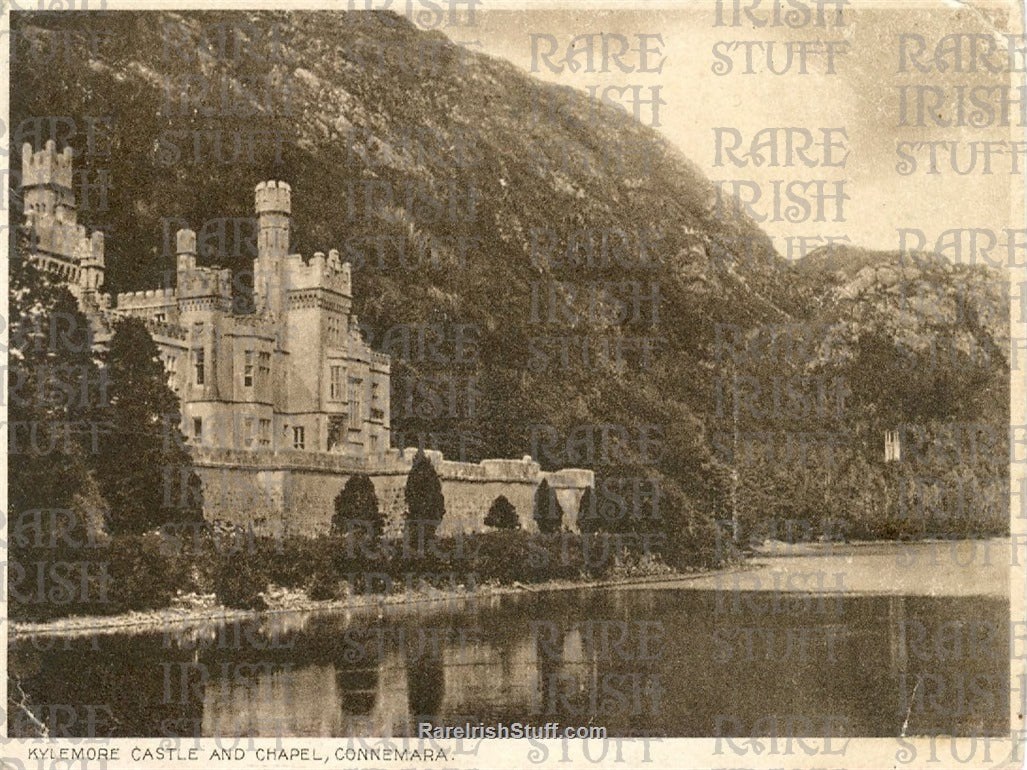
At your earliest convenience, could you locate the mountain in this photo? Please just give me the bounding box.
[8,11,1009,536]
[806,245,1008,425]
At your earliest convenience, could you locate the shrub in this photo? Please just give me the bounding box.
[484,495,519,530]
[533,479,564,534]
[472,530,551,583]
[332,474,384,541]
[105,533,185,612]
[213,553,268,610]
[404,450,446,539]
[307,570,341,601]
[8,542,117,622]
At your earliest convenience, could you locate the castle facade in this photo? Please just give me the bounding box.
[22,140,389,458]
[20,140,592,535]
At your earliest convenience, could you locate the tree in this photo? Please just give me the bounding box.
[659,478,726,570]
[7,231,105,531]
[332,473,384,540]
[404,450,446,539]
[484,495,519,530]
[533,479,564,534]
[96,317,203,535]
[576,487,600,534]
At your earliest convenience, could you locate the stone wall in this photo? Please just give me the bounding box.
[192,447,593,537]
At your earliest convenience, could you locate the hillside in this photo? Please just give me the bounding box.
[8,10,1009,536]
[8,10,791,505]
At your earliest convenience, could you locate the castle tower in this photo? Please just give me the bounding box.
[176,228,197,276]
[21,141,76,225]
[253,181,291,315]
[78,231,106,291]
[20,141,105,294]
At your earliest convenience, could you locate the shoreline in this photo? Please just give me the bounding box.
[9,565,750,640]
[10,536,1009,639]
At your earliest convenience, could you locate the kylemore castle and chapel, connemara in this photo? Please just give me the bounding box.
[20,140,593,535]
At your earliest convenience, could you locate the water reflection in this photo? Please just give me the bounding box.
[8,589,1009,738]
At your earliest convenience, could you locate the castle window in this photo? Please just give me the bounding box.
[243,350,254,387]
[193,417,203,440]
[328,417,346,451]
[258,351,271,382]
[243,417,254,447]
[194,348,205,385]
[259,419,271,447]
[884,430,901,462]
[348,378,362,429]
[293,426,305,450]
[329,365,343,401]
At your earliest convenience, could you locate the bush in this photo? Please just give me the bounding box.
[484,495,519,530]
[8,542,117,622]
[332,474,384,541]
[471,530,551,583]
[105,533,185,612]
[467,531,625,584]
[658,481,731,570]
[307,570,341,601]
[213,553,268,610]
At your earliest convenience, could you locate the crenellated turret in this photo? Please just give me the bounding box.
[255,180,291,259]
[176,228,197,274]
[77,231,106,291]
[253,180,291,315]
[21,141,76,224]
[89,231,105,265]
[21,141,106,294]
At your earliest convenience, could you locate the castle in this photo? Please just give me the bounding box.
[20,140,593,535]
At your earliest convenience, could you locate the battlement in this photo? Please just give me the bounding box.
[145,320,189,341]
[282,249,352,295]
[391,447,594,486]
[29,220,92,261]
[176,228,197,256]
[116,287,177,309]
[255,180,291,215]
[230,313,275,330]
[178,266,233,300]
[21,141,73,190]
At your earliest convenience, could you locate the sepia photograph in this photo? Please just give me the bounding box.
[1,1,1024,768]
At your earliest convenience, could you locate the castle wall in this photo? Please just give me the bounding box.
[192,450,593,538]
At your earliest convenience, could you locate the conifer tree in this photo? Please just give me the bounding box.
[96,317,203,534]
[404,449,446,539]
[332,473,384,540]
[484,495,519,530]
[533,478,564,534]
[576,486,600,534]
[7,232,103,523]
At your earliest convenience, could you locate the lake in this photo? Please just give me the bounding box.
[8,540,1010,738]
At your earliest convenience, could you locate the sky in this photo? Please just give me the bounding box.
[443,2,1025,261]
